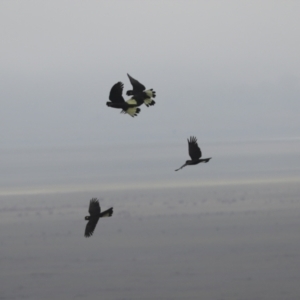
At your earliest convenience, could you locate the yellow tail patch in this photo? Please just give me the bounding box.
[145,90,155,98]
[126,98,138,105]
[126,107,140,117]
[144,98,154,106]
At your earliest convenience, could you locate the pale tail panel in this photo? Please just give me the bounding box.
[126,98,138,105]
[145,89,156,98]
[144,98,155,107]
[125,107,141,117]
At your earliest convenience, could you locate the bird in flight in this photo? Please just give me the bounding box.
[175,136,211,171]
[106,82,141,117]
[84,198,113,238]
[126,74,156,107]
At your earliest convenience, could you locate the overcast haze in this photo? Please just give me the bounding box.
[1,0,300,148]
[1,1,300,299]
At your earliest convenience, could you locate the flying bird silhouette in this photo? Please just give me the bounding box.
[175,136,211,171]
[84,198,113,238]
[126,74,156,107]
[106,82,141,117]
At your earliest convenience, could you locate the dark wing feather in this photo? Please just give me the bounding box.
[84,217,99,237]
[88,198,101,216]
[188,136,202,160]
[127,74,145,92]
[100,207,113,217]
[109,82,125,103]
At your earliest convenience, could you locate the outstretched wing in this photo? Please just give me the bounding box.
[84,217,99,237]
[127,74,145,92]
[188,136,202,160]
[88,198,101,216]
[100,207,113,217]
[109,82,125,103]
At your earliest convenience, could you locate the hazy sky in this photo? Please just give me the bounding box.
[1,0,300,149]
[1,4,300,298]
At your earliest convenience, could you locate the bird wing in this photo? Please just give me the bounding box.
[188,136,202,160]
[100,207,113,217]
[88,198,101,216]
[127,74,146,92]
[84,217,99,237]
[109,82,125,103]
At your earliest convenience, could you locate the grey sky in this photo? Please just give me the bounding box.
[1,1,299,148]
[1,3,300,299]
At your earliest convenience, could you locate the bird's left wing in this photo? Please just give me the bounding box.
[89,198,101,215]
[84,217,99,237]
[127,74,146,92]
[100,207,113,217]
[188,136,202,160]
[109,82,125,103]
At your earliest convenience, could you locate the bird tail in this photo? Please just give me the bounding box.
[145,89,156,98]
[144,98,156,107]
[175,163,187,171]
[202,158,212,163]
[126,98,138,105]
[100,207,113,217]
[122,107,141,117]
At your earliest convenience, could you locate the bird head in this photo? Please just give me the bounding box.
[85,216,90,220]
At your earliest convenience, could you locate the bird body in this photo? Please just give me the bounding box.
[106,82,141,117]
[175,136,211,171]
[126,74,156,107]
[84,198,113,238]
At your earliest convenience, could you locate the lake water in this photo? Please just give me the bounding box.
[0,139,300,299]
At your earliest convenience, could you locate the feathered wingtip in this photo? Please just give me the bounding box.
[188,136,198,144]
[90,198,99,205]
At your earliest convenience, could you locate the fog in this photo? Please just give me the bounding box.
[1,1,300,148]
[1,180,300,300]
[1,1,300,299]
[1,138,299,196]
[1,139,300,299]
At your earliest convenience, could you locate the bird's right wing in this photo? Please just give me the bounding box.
[84,217,99,237]
[188,136,202,160]
[100,207,113,217]
[109,82,125,103]
[88,198,101,216]
[127,74,146,93]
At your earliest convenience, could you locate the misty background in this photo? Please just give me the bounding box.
[1,1,300,299]
[1,1,299,149]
